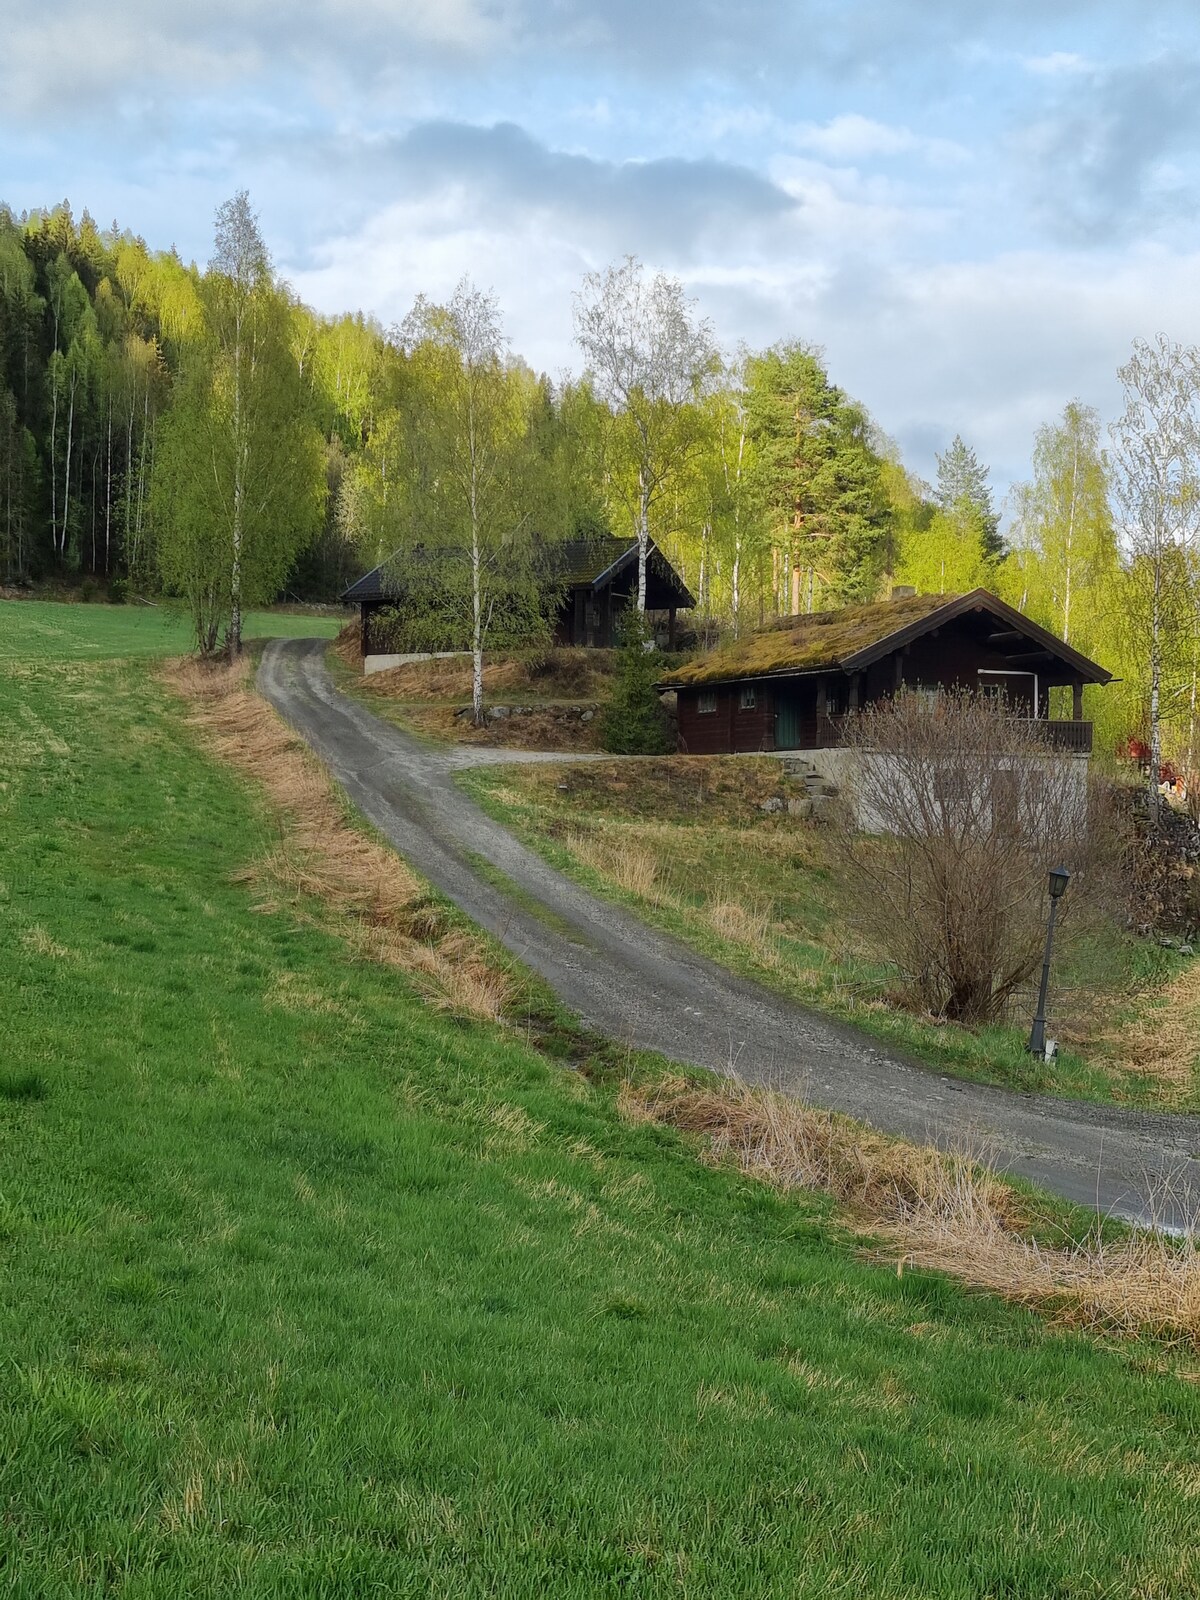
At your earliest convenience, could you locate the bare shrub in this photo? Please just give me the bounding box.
[838,690,1116,1024]
[622,1074,1200,1347]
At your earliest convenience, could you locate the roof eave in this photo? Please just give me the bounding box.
[839,588,1113,683]
[658,664,835,691]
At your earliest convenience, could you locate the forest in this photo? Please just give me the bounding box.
[0,193,1196,781]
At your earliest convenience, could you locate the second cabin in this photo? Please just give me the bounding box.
[659,589,1112,757]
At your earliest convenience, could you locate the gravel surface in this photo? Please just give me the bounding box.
[260,638,1200,1228]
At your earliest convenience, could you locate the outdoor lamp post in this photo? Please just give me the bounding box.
[1028,866,1071,1058]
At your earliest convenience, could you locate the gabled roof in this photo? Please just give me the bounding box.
[342,537,695,607]
[659,589,1113,688]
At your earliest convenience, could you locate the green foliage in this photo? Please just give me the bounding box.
[744,343,893,609]
[599,610,674,753]
[9,618,1200,1594]
[153,197,326,653]
[936,434,1002,559]
[896,505,990,595]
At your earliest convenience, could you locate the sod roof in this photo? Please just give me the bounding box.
[662,592,955,687]
[660,588,1113,688]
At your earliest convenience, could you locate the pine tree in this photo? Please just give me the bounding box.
[935,435,1002,559]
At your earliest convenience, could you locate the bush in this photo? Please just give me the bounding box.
[107,576,129,605]
[78,578,98,603]
[599,613,674,755]
[837,690,1118,1024]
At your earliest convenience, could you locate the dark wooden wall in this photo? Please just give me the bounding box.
[677,687,777,754]
[901,621,1040,713]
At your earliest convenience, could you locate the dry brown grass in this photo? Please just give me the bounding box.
[330,621,363,670]
[621,1074,1200,1347]
[703,900,782,967]
[1110,962,1200,1095]
[354,647,615,706]
[566,829,664,902]
[402,703,603,753]
[165,657,512,1022]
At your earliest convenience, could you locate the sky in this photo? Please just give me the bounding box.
[4,0,1199,503]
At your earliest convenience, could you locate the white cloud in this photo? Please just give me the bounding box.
[286,128,1200,498]
[1021,51,1094,75]
[791,114,968,167]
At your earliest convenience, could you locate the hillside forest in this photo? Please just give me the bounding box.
[1,195,1198,777]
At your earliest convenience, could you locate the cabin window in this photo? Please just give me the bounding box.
[914,684,940,713]
[739,686,757,710]
[697,691,717,715]
[934,767,970,807]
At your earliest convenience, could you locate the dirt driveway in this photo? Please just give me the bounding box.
[260,637,1200,1227]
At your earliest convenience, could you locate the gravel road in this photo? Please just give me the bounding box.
[259,637,1200,1228]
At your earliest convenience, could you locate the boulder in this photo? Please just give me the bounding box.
[760,796,785,815]
[787,797,814,819]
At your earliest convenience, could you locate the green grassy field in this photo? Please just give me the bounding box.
[461,758,1198,1110]
[0,598,344,662]
[5,604,1200,1595]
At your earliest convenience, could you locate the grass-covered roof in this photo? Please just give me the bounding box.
[662,591,960,687]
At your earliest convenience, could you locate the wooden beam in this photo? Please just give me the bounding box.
[987,629,1023,643]
[1002,650,1053,664]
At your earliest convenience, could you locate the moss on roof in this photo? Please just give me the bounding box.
[664,591,959,686]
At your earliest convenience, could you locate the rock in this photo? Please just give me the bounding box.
[581,709,594,722]
[803,774,839,797]
[490,704,510,720]
[809,793,839,824]
[787,797,814,819]
[760,796,785,814]
[1181,943,1195,957]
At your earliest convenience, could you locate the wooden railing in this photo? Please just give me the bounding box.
[811,714,1092,754]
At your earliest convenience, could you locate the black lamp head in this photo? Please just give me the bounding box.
[1048,865,1071,899]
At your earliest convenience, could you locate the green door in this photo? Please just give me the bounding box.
[775,696,801,750]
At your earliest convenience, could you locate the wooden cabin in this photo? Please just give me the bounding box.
[660,590,1112,757]
[344,538,694,668]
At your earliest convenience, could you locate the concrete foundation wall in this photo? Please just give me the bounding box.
[364,650,471,676]
[772,746,1091,835]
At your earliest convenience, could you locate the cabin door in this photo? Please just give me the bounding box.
[775,696,801,750]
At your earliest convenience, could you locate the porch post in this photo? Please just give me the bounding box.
[1072,682,1083,721]
[361,604,371,657]
[668,606,677,650]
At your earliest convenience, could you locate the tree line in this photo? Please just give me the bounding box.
[4,195,1200,800]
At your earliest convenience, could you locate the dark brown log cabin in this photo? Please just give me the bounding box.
[660,590,1112,756]
[343,537,694,658]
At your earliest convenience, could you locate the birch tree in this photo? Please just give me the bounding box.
[153,193,324,654]
[573,256,715,610]
[1026,402,1115,646]
[1109,336,1200,822]
[396,281,547,727]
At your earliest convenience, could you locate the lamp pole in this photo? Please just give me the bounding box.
[1028,866,1071,1058]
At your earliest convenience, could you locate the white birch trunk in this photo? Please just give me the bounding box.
[636,465,649,611]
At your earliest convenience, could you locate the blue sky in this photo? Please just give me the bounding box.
[4,0,1199,500]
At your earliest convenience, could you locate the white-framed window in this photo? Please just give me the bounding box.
[697,691,717,715]
[914,684,940,713]
[739,686,757,710]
